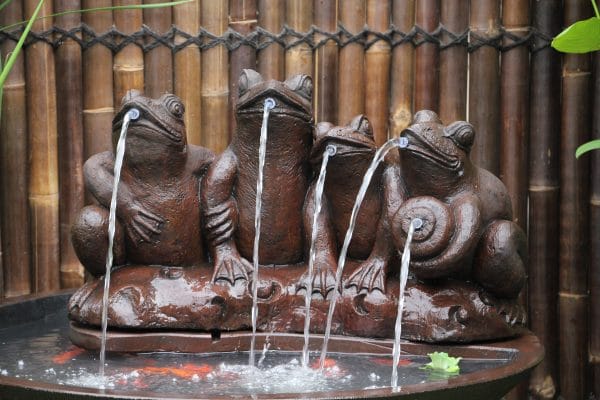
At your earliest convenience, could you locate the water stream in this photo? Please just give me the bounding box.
[319,136,409,370]
[249,97,276,366]
[391,218,422,389]
[302,144,337,368]
[98,108,139,385]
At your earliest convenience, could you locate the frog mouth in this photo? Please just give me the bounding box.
[114,107,183,144]
[402,130,461,171]
[236,88,312,121]
[310,142,374,165]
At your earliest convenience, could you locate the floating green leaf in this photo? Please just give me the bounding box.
[576,139,600,158]
[421,352,461,374]
[551,17,600,53]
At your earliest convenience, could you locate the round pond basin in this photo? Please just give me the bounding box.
[0,291,543,399]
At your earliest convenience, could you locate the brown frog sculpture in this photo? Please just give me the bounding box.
[71,90,214,275]
[300,115,397,296]
[201,69,313,284]
[392,110,527,299]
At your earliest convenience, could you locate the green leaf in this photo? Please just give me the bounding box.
[0,0,13,13]
[421,352,462,374]
[576,139,600,158]
[551,17,600,53]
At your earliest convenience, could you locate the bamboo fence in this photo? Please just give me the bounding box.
[0,1,598,398]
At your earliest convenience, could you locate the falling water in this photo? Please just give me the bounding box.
[319,136,409,370]
[302,144,337,368]
[98,108,140,385]
[391,217,422,389]
[249,97,276,366]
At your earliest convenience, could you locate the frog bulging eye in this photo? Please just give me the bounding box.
[284,74,312,100]
[443,121,475,153]
[163,95,185,118]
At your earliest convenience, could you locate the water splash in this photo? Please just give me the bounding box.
[99,108,140,384]
[391,218,422,389]
[249,97,276,366]
[319,136,409,370]
[302,145,337,368]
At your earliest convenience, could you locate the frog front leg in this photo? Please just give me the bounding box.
[201,149,253,284]
[408,194,482,279]
[298,184,337,298]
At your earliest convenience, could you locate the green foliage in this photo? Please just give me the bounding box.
[551,17,600,53]
[421,352,461,374]
[576,139,600,158]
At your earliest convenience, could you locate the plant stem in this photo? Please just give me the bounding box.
[0,0,13,13]
[593,0,600,18]
[0,0,44,88]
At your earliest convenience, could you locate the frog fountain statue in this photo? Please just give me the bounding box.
[68,70,528,347]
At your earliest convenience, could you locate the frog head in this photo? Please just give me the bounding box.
[400,110,475,197]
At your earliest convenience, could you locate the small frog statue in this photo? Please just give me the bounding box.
[71,90,214,275]
[392,110,527,299]
[300,115,398,296]
[201,69,314,284]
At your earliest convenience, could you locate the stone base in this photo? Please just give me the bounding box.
[68,262,526,343]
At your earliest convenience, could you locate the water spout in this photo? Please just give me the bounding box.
[249,98,276,366]
[319,136,409,370]
[302,144,337,368]
[99,108,139,384]
[391,217,422,389]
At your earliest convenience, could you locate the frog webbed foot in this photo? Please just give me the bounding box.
[211,244,253,285]
[297,256,337,299]
[345,257,387,293]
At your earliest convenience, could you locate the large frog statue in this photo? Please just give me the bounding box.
[392,110,526,299]
[71,90,214,275]
[300,115,397,296]
[202,69,313,284]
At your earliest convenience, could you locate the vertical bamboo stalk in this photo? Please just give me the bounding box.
[25,0,60,293]
[144,0,174,97]
[313,0,338,124]
[82,0,114,163]
[469,0,501,175]
[173,1,201,145]
[229,0,257,136]
[559,1,592,398]
[257,0,285,80]
[55,0,85,288]
[589,50,600,400]
[285,0,313,78]
[113,0,144,107]
[389,0,414,136]
[365,0,391,144]
[0,1,31,298]
[201,0,229,152]
[438,0,467,123]
[528,2,562,398]
[338,0,366,125]
[413,0,439,112]
[500,1,530,230]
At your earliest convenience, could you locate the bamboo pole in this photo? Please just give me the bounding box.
[201,0,229,152]
[82,0,114,165]
[285,0,313,78]
[144,0,174,97]
[527,2,562,398]
[173,0,201,145]
[55,0,84,288]
[313,0,338,124]
[0,1,31,298]
[389,0,414,136]
[559,1,592,398]
[113,0,144,108]
[468,0,501,175]
[338,0,366,125]
[413,0,439,112]
[229,0,257,136]
[365,0,391,144]
[438,0,467,123]
[25,0,60,293]
[257,0,285,80]
[590,50,600,399]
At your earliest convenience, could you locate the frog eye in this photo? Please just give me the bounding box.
[443,121,475,152]
[284,74,312,100]
[350,115,373,138]
[163,95,185,118]
[239,69,264,97]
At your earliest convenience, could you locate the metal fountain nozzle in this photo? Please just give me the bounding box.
[325,144,337,156]
[398,136,409,149]
[264,98,276,110]
[127,108,141,121]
